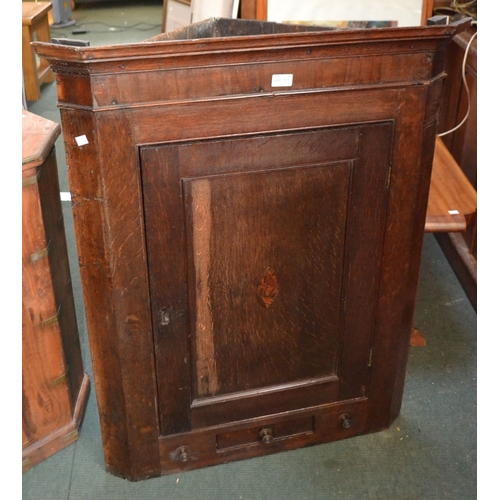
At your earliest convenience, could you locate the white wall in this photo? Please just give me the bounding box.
[191,0,236,22]
[267,0,424,27]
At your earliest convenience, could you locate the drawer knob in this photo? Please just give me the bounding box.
[339,414,352,429]
[260,428,273,444]
[176,446,190,462]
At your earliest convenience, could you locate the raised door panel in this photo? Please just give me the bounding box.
[141,122,393,437]
[184,164,347,395]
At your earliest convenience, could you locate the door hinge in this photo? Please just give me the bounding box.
[368,349,373,368]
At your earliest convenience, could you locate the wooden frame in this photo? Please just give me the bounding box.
[421,0,435,25]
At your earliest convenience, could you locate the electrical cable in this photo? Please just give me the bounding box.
[71,21,162,34]
[437,26,477,138]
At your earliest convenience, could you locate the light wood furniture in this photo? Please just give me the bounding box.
[426,137,476,233]
[34,17,469,481]
[22,2,56,101]
[410,136,477,347]
[22,110,90,472]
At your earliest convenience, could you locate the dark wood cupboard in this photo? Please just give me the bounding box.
[34,17,469,480]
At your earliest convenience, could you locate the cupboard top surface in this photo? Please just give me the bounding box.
[33,17,469,65]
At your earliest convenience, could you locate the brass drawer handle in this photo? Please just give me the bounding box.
[260,428,273,444]
[339,414,352,429]
[172,446,190,462]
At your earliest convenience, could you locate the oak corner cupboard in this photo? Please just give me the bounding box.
[33,17,470,481]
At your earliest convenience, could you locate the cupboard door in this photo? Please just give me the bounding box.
[141,123,393,436]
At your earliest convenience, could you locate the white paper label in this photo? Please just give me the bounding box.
[75,135,89,146]
[448,210,460,215]
[271,74,293,87]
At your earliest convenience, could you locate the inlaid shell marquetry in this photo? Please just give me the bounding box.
[257,267,279,308]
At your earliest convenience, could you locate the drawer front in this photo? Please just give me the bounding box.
[160,399,368,474]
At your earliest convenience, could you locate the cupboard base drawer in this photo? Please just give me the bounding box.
[159,399,368,475]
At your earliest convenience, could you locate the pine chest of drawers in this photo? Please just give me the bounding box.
[22,110,90,472]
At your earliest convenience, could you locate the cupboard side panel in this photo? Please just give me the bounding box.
[366,84,438,429]
[60,108,161,480]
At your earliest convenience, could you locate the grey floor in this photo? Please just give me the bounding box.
[22,2,477,498]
